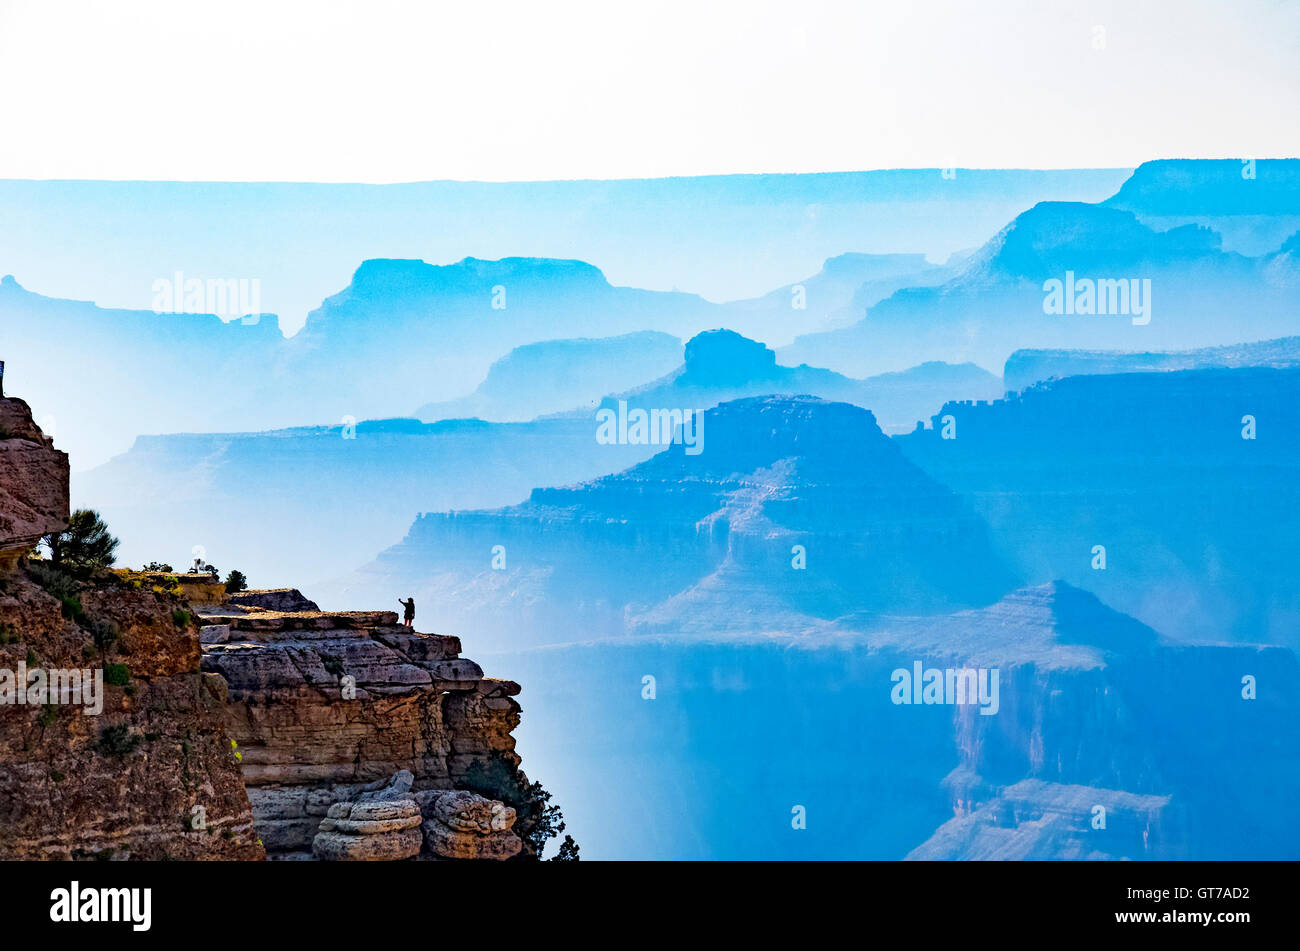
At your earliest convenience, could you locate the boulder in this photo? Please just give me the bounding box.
[419,789,522,860]
[228,588,321,613]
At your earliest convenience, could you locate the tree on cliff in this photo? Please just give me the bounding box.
[43,509,119,575]
[224,569,248,594]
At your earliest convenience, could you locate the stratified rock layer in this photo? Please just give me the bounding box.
[228,588,320,613]
[200,608,523,857]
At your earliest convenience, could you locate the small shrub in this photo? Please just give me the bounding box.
[37,703,58,728]
[224,569,248,594]
[142,562,173,572]
[29,563,87,625]
[90,617,118,652]
[172,608,193,629]
[49,769,65,783]
[95,724,141,758]
[103,663,131,687]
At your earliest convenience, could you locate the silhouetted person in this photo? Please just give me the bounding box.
[397,597,415,629]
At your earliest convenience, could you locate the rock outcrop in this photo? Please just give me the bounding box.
[0,399,261,860]
[228,588,320,613]
[419,789,522,860]
[200,606,526,859]
[0,397,68,570]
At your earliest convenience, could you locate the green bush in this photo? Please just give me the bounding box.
[224,569,248,594]
[172,608,193,629]
[103,663,131,687]
[95,725,141,758]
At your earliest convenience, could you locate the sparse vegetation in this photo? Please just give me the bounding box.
[28,561,87,625]
[103,663,131,687]
[90,617,118,652]
[142,561,173,572]
[172,608,193,629]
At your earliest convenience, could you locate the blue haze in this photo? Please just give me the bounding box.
[4,159,1300,860]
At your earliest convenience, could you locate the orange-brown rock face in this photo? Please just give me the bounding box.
[0,397,68,570]
[0,398,262,860]
[200,610,523,857]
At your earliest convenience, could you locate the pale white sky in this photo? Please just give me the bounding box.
[0,0,1297,182]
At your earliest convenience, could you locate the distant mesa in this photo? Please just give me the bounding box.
[961,200,1221,283]
[1104,158,1300,217]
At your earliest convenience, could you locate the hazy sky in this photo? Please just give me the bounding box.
[1,0,1297,182]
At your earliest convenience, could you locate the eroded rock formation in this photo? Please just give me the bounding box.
[228,588,320,613]
[199,604,526,859]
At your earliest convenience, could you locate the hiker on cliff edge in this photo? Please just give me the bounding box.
[397,597,415,628]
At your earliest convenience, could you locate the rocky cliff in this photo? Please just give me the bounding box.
[0,397,68,571]
[0,396,536,861]
[200,606,526,859]
[0,397,260,860]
